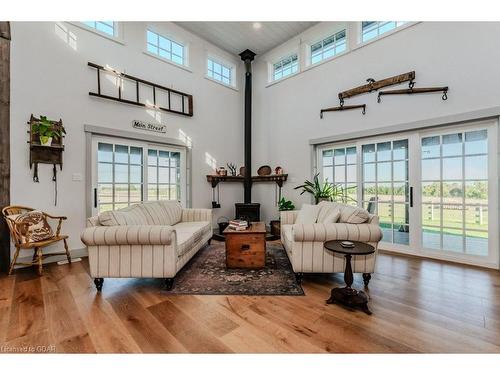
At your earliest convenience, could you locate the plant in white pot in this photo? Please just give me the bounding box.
[32,116,66,146]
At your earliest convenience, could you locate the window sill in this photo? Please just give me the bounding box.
[354,22,420,51]
[204,76,239,92]
[265,71,300,88]
[143,51,192,73]
[68,22,125,45]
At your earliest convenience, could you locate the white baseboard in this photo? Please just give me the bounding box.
[15,247,88,269]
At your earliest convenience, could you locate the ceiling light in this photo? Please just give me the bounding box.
[253,22,262,30]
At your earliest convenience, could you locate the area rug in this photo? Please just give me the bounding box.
[165,241,304,296]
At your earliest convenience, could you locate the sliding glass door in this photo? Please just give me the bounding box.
[420,128,490,256]
[317,120,498,268]
[91,136,186,215]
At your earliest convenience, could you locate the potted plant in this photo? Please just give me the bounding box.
[32,116,66,146]
[270,197,296,238]
[294,173,356,204]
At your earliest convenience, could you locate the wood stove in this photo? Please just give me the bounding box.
[235,203,260,222]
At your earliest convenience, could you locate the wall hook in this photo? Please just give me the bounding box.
[442,89,448,100]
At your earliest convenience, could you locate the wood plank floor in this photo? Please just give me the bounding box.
[1,242,499,353]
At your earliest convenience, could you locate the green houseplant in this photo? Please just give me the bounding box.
[295,173,356,204]
[270,197,296,238]
[278,197,295,211]
[32,116,66,146]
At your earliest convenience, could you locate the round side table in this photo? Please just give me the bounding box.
[324,240,375,315]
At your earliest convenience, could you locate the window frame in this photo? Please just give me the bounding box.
[308,28,348,67]
[205,55,237,89]
[271,53,300,82]
[82,21,116,37]
[358,21,414,46]
[145,28,188,68]
[72,21,124,44]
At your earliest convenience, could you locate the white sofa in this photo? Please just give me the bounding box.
[81,200,212,291]
[280,201,383,286]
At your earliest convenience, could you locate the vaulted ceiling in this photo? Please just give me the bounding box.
[175,22,317,56]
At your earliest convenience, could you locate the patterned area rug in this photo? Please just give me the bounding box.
[165,241,304,296]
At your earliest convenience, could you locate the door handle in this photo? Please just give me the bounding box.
[94,188,98,208]
[409,186,413,208]
[241,244,250,251]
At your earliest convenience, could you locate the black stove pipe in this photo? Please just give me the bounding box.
[239,49,256,204]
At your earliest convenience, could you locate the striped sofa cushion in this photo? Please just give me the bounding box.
[98,200,182,226]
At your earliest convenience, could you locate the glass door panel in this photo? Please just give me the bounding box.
[321,146,357,205]
[361,139,409,245]
[147,148,181,202]
[96,142,144,213]
[420,129,489,256]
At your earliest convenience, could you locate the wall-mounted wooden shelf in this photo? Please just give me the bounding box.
[29,144,65,150]
[206,174,288,188]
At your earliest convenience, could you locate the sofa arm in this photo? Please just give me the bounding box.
[181,208,212,222]
[280,210,299,225]
[81,225,175,246]
[292,223,382,242]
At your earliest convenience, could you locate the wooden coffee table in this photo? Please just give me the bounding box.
[323,240,375,315]
[224,222,266,269]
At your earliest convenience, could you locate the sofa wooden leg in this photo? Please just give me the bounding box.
[163,278,174,290]
[94,278,104,292]
[207,238,212,246]
[295,272,303,285]
[362,273,371,287]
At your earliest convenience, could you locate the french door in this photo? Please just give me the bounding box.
[90,136,187,216]
[317,120,498,268]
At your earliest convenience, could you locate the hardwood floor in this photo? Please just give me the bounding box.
[1,242,499,353]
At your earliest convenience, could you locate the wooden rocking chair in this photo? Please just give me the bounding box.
[2,205,71,275]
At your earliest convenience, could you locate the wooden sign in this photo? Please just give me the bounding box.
[132,120,166,134]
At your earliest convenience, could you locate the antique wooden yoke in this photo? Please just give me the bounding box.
[320,71,449,118]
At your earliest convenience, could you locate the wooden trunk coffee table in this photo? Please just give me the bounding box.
[324,240,375,315]
[224,222,266,269]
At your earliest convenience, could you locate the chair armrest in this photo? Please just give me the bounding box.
[181,208,212,222]
[81,225,175,246]
[280,210,299,225]
[44,213,67,236]
[292,223,382,242]
[44,213,67,220]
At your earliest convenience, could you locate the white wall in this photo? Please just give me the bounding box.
[10,21,500,259]
[252,21,500,223]
[10,21,245,257]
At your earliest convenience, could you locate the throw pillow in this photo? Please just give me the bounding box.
[319,209,341,224]
[338,205,370,224]
[295,204,321,224]
[12,211,54,243]
[316,201,341,222]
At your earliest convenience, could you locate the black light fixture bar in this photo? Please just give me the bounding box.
[88,62,193,117]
